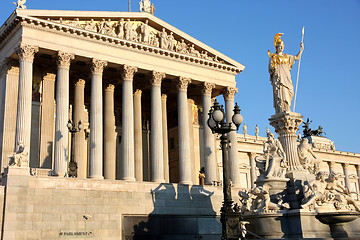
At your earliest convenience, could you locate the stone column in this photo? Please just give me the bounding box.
[248,152,257,189]
[356,165,360,193]
[269,112,304,175]
[161,94,170,182]
[202,82,216,185]
[54,52,74,176]
[39,73,56,169]
[187,99,196,183]
[134,89,143,181]
[120,65,138,181]
[89,59,107,179]
[150,71,166,183]
[14,44,38,158]
[0,60,19,170]
[177,77,192,185]
[73,79,87,178]
[342,163,350,189]
[104,84,116,180]
[223,87,240,187]
[328,161,335,174]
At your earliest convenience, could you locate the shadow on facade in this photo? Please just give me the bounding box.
[124,183,221,240]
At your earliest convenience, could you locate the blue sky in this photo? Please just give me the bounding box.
[1,0,359,153]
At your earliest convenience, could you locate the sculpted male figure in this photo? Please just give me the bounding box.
[140,20,150,43]
[124,19,132,41]
[159,28,168,49]
[301,171,328,209]
[8,141,29,167]
[268,33,304,113]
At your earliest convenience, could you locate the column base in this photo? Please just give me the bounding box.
[121,177,136,181]
[89,175,104,180]
[152,179,165,183]
[179,181,192,185]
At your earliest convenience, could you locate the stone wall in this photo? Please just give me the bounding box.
[0,167,241,240]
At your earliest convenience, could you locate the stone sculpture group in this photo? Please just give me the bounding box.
[56,18,224,64]
[238,33,360,215]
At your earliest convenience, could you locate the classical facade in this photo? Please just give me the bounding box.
[0,7,359,240]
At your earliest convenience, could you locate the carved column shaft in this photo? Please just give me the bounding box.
[150,71,165,182]
[0,60,19,170]
[328,161,335,174]
[356,165,360,193]
[269,112,304,173]
[134,89,143,181]
[223,87,240,186]
[89,59,107,179]
[342,163,350,189]
[39,73,55,169]
[73,79,86,178]
[121,65,137,181]
[248,152,257,189]
[202,82,216,184]
[54,51,74,176]
[15,44,38,158]
[177,77,192,184]
[161,94,169,182]
[104,84,116,180]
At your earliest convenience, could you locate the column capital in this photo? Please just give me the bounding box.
[187,98,195,105]
[91,59,107,75]
[75,79,86,87]
[15,44,39,62]
[134,89,142,96]
[177,77,191,91]
[222,86,238,100]
[150,71,166,86]
[328,161,335,167]
[342,163,350,169]
[202,82,215,96]
[43,73,56,82]
[161,94,167,101]
[105,84,115,92]
[0,58,19,75]
[121,65,138,81]
[56,51,75,69]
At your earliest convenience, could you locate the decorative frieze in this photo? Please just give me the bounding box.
[150,71,166,86]
[15,44,39,62]
[222,86,238,100]
[91,59,107,75]
[52,18,226,64]
[202,82,215,96]
[121,65,138,80]
[177,77,191,91]
[56,51,75,69]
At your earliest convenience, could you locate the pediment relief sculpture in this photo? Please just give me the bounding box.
[52,18,226,64]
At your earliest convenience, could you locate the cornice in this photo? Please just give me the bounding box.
[1,14,244,74]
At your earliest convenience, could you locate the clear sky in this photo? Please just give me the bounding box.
[1,0,359,153]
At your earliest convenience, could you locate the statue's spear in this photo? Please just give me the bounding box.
[293,27,304,112]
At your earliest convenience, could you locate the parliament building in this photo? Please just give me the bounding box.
[0,5,359,239]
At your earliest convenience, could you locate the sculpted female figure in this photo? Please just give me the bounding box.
[268,33,304,114]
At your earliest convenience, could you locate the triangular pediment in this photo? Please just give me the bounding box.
[4,9,244,72]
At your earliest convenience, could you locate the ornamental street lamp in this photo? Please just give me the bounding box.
[207,100,245,240]
[67,120,83,177]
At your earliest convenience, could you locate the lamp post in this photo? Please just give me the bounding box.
[67,120,83,177]
[207,100,245,240]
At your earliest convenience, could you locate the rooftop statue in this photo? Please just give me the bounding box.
[268,33,304,114]
[139,0,154,14]
[302,118,326,137]
[13,0,26,9]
